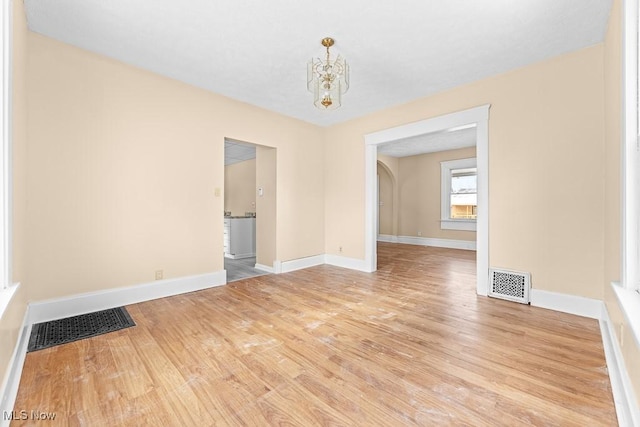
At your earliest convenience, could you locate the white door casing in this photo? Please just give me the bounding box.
[364,105,490,296]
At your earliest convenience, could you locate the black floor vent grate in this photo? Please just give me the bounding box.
[28,307,135,352]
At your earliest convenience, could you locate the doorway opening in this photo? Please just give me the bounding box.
[364,105,490,296]
[223,138,276,282]
[376,131,477,246]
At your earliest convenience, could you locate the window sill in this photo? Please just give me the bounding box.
[0,282,19,320]
[612,282,640,349]
[440,220,477,231]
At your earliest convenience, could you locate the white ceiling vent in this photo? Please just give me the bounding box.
[488,268,531,304]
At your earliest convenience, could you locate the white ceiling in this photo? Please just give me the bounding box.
[378,127,477,158]
[224,139,255,166]
[24,0,612,127]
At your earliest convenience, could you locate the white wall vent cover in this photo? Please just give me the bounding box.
[488,268,531,304]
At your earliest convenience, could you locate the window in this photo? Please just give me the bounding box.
[450,167,477,219]
[636,0,640,295]
[0,0,16,318]
[624,0,640,292]
[441,158,477,231]
[612,0,640,382]
[1,0,10,290]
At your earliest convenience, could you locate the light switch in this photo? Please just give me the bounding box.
[258,188,264,197]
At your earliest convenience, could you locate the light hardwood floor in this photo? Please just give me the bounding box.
[11,243,617,426]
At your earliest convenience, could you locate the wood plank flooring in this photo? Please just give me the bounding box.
[11,243,617,426]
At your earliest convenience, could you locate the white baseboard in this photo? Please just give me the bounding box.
[271,254,370,274]
[600,304,640,427]
[529,289,603,319]
[225,252,255,260]
[254,263,274,273]
[272,254,371,274]
[28,270,227,325]
[324,254,371,272]
[0,310,31,427]
[393,235,476,251]
[272,240,476,276]
[274,255,325,274]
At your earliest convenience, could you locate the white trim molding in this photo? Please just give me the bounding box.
[254,263,274,274]
[364,104,490,296]
[28,271,227,325]
[377,234,399,243]
[272,254,372,274]
[394,235,476,251]
[324,254,371,272]
[601,302,640,427]
[440,220,476,231]
[378,234,476,251]
[612,282,640,349]
[622,0,640,290]
[0,0,13,297]
[529,289,603,320]
[0,309,30,426]
[274,255,325,274]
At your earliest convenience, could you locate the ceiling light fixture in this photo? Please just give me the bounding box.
[307,37,349,110]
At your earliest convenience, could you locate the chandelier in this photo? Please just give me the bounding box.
[307,37,349,110]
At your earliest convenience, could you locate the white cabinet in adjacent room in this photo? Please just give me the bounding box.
[223,217,256,259]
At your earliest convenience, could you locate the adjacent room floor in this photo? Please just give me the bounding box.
[224,256,268,282]
[11,243,617,425]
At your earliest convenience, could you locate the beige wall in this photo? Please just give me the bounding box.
[377,155,399,236]
[377,163,393,235]
[396,147,476,241]
[603,0,640,405]
[256,147,277,267]
[325,44,605,299]
[377,155,399,183]
[25,33,324,302]
[1,0,29,395]
[224,159,256,216]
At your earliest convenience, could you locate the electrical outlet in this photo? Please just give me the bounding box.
[214,188,221,197]
[155,270,163,280]
[339,246,343,253]
[417,231,422,236]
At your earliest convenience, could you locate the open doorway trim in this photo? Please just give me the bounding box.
[363,104,490,296]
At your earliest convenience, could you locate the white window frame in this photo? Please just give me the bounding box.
[612,1,640,400]
[440,157,477,231]
[623,0,640,293]
[0,0,16,318]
